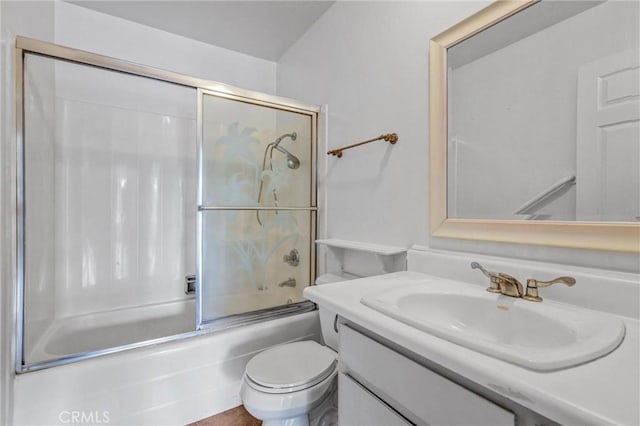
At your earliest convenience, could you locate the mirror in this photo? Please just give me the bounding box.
[430,0,640,252]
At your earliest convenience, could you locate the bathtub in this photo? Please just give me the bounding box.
[26,299,195,364]
[26,289,306,366]
[13,310,321,425]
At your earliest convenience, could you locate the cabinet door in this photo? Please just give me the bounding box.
[339,373,411,426]
[340,325,515,426]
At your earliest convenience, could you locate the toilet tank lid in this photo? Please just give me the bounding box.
[246,341,337,389]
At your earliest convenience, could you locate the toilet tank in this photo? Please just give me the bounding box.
[319,307,339,351]
[315,272,359,351]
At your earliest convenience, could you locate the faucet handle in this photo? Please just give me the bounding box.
[523,276,576,302]
[470,262,501,293]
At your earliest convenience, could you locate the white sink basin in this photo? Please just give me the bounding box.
[361,280,625,370]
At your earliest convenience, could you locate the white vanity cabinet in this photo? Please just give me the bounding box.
[339,324,515,426]
[339,373,411,425]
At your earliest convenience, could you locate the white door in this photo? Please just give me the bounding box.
[576,49,640,221]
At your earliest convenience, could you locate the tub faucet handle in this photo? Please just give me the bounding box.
[283,249,299,267]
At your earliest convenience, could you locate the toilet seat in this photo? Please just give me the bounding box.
[245,341,337,394]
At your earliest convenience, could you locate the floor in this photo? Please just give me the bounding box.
[189,405,262,426]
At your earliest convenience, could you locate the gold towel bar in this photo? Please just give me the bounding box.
[327,133,398,158]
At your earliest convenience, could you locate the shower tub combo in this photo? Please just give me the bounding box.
[12,36,321,423]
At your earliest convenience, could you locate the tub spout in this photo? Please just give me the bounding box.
[278,277,296,288]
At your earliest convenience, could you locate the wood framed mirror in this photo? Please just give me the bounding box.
[429,0,640,252]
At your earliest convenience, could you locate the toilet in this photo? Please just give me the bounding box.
[240,273,355,426]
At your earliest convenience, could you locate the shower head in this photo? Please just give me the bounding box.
[256,131,299,226]
[271,132,299,169]
[273,144,300,169]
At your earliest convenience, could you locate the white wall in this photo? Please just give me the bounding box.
[277,1,640,273]
[280,1,487,247]
[54,1,276,94]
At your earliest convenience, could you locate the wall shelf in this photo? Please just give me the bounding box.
[315,239,407,256]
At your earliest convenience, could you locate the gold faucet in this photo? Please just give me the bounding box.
[471,262,523,298]
[471,262,576,302]
[523,276,576,302]
[494,273,524,298]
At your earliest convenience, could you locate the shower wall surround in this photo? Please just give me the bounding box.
[23,51,314,359]
[22,54,199,364]
[277,1,640,273]
[25,54,197,319]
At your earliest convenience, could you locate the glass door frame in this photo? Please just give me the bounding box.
[195,89,318,329]
[14,36,320,373]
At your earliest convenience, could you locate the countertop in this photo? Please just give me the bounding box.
[304,271,640,426]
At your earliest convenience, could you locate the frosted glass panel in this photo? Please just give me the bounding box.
[199,93,314,326]
[202,94,312,207]
[22,54,197,364]
[201,210,311,323]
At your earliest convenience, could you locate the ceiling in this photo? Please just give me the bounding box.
[69,1,335,61]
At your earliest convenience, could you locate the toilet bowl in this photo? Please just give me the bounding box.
[240,272,353,426]
[240,341,337,426]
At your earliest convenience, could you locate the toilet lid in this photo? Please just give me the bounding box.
[245,341,337,391]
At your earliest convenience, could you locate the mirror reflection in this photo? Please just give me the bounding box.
[447,0,639,221]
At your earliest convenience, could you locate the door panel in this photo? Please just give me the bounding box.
[577,49,640,221]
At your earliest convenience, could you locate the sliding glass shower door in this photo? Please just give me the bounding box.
[197,90,317,328]
[16,36,319,371]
